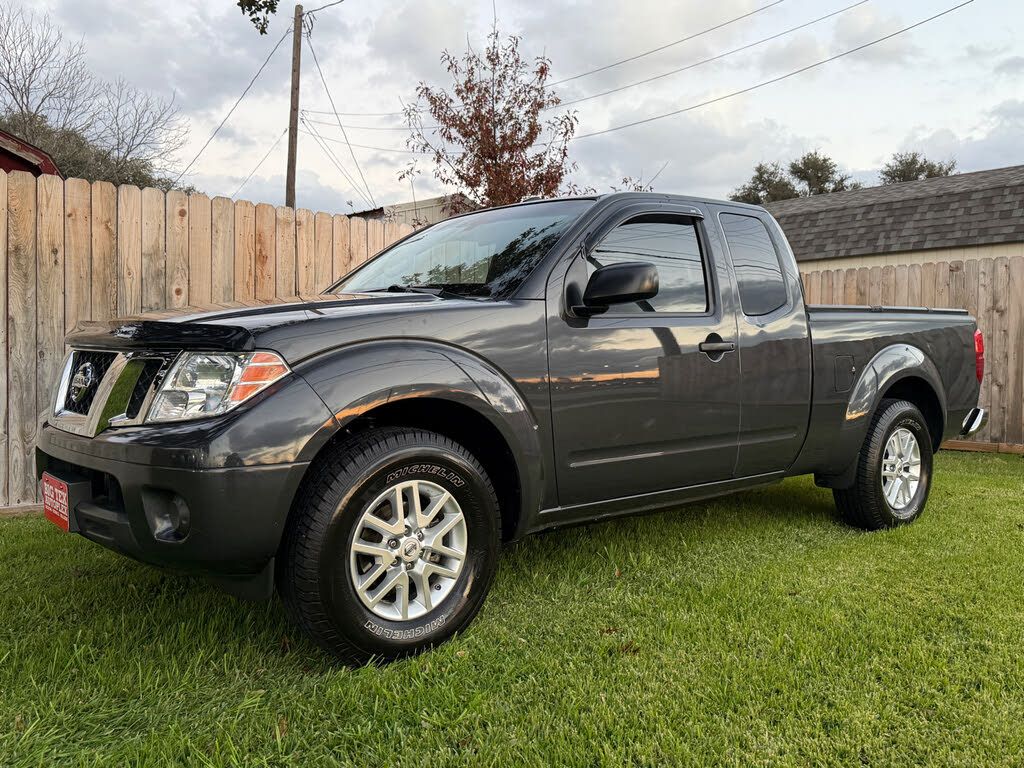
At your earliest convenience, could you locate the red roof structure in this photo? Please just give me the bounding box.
[0,129,62,177]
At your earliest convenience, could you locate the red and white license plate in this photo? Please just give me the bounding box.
[41,473,70,532]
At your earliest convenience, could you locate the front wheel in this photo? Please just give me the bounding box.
[277,427,500,663]
[833,398,934,530]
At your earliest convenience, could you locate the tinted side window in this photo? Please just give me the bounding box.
[720,213,788,316]
[589,214,708,314]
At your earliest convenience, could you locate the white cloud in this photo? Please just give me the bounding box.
[17,0,1019,208]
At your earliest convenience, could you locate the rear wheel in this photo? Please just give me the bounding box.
[277,427,500,663]
[833,398,934,530]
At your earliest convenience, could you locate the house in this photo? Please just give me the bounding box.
[764,164,1024,270]
[0,128,62,177]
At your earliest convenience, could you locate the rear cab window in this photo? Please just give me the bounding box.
[719,213,788,316]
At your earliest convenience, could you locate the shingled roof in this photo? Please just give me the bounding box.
[764,164,1024,262]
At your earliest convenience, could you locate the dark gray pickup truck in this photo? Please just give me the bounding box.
[36,193,986,662]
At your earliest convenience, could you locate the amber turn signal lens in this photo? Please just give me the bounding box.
[227,351,290,403]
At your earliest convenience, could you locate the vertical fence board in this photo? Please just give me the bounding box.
[920,262,937,308]
[867,266,882,305]
[991,258,1011,444]
[332,214,351,280]
[350,216,368,270]
[894,265,909,306]
[188,194,212,306]
[276,206,296,297]
[855,267,870,305]
[934,261,950,308]
[1006,257,1024,445]
[820,270,833,305]
[949,260,966,310]
[806,271,821,304]
[296,208,316,294]
[907,264,922,307]
[234,200,256,300]
[255,203,276,300]
[0,172,7,505]
[64,178,91,334]
[91,182,117,321]
[36,175,64,440]
[832,269,845,304]
[7,172,37,505]
[881,265,895,306]
[165,190,189,308]
[211,196,235,304]
[116,185,142,317]
[314,212,332,290]
[141,187,166,313]
[367,218,384,258]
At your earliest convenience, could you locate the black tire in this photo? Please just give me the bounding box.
[277,427,500,663]
[833,398,934,530]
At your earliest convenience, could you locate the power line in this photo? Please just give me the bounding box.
[173,25,292,185]
[552,0,870,110]
[565,0,974,142]
[302,108,405,117]
[301,117,376,208]
[305,35,377,207]
[232,128,288,198]
[301,112,435,131]
[305,0,345,13]
[298,129,419,154]
[549,0,787,87]
[303,121,374,209]
[301,116,367,199]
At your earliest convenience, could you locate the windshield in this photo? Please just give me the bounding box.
[334,200,592,299]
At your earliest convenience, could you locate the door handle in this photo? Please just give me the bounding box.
[699,340,735,354]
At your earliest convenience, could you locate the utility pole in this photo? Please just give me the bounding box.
[285,3,303,209]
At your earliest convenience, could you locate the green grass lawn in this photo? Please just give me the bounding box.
[1,452,1022,767]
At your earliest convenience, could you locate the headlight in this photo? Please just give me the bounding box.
[146,351,290,423]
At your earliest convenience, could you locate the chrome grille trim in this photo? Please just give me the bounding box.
[50,350,176,436]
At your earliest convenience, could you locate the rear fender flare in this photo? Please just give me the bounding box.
[830,343,946,486]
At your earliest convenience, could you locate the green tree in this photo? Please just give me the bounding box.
[729,162,799,205]
[789,150,859,196]
[237,0,279,35]
[879,151,956,184]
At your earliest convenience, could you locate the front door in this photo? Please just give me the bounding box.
[546,208,742,507]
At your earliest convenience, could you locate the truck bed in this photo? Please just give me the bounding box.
[791,304,979,482]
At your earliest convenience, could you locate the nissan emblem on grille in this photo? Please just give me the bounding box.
[70,362,97,403]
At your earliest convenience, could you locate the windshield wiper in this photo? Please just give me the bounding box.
[365,284,466,300]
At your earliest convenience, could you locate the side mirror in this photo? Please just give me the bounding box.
[575,262,659,316]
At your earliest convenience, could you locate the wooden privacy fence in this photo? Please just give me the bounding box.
[800,258,1024,450]
[0,169,414,509]
[1,168,1020,509]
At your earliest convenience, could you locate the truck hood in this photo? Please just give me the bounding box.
[65,293,443,353]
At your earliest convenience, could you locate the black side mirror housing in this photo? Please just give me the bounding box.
[575,262,659,316]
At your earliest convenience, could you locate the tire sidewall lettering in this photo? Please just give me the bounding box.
[320,446,496,654]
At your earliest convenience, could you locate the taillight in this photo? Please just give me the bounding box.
[974,329,984,383]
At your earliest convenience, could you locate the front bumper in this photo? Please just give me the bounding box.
[37,423,309,599]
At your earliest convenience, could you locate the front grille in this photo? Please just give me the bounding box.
[61,351,117,415]
[126,358,166,419]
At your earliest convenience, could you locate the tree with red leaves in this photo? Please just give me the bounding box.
[402,30,651,215]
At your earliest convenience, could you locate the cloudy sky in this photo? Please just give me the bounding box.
[29,0,1024,214]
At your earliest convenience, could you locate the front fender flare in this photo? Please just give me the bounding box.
[293,340,546,533]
